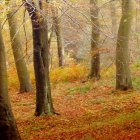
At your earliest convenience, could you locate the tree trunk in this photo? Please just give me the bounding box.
[116,0,133,90]
[25,0,55,116]
[52,6,64,67]
[110,1,117,34]
[135,0,140,48]
[6,0,32,93]
[89,0,100,80]
[0,20,21,140]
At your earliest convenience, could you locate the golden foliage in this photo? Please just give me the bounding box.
[50,64,88,84]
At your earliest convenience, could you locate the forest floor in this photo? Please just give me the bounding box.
[9,65,140,140]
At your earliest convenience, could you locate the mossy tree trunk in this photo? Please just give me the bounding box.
[25,0,55,116]
[0,19,21,140]
[116,0,133,90]
[6,0,32,93]
[89,0,100,80]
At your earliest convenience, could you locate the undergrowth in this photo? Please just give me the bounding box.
[8,63,140,90]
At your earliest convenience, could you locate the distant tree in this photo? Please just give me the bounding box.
[110,1,117,34]
[51,5,64,67]
[0,19,21,140]
[24,0,55,116]
[135,0,140,48]
[116,0,133,90]
[6,0,32,93]
[89,0,100,80]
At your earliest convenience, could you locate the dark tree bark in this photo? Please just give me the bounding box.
[116,0,133,90]
[24,0,55,116]
[89,0,100,80]
[0,97,21,140]
[0,20,21,140]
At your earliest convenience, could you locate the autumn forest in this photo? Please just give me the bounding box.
[0,0,140,140]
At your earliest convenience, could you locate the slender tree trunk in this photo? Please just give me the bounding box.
[89,0,100,80]
[116,0,133,90]
[6,0,32,93]
[0,20,21,140]
[110,1,117,34]
[135,0,140,48]
[25,0,55,116]
[52,6,64,67]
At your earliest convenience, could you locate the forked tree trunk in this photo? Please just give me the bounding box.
[89,0,100,80]
[116,0,133,90]
[25,0,55,116]
[0,20,21,140]
[52,6,64,67]
[6,0,32,93]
